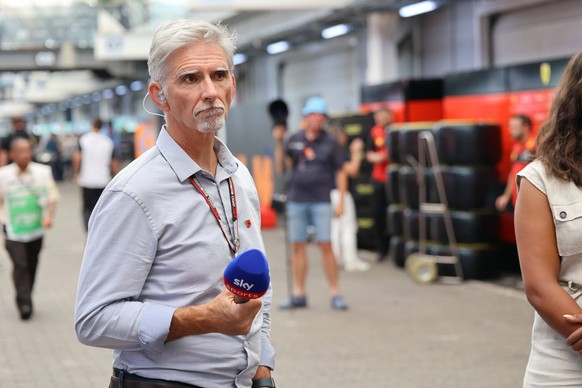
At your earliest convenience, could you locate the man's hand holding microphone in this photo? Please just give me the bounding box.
[167,249,270,341]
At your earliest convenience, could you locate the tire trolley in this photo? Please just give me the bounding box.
[405,131,464,284]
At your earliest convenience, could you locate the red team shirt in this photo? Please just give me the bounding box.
[510,134,536,206]
[369,125,389,184]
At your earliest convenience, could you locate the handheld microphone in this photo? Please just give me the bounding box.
[268,99,289,128]
[223,249,270,304]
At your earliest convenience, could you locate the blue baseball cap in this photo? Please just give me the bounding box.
[302,96,329,116]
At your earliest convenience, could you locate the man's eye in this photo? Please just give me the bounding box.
[214,72,227,81]
[184,74,198,83]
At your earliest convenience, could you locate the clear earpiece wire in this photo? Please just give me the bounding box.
[142,93,165,118]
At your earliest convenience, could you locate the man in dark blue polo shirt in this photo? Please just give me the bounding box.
[273,96,349,310]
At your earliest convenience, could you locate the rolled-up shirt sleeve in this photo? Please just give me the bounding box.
[74,188,175,355]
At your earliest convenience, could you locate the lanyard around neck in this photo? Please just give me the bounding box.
[189,175,239,255]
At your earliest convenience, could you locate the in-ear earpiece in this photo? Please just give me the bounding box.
[158,92,166,104]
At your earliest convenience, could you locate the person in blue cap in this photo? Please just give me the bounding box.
[273,96,349,310]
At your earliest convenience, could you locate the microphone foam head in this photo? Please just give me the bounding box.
[223,249,270,300]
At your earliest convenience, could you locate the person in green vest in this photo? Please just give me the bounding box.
[0,137,59,320]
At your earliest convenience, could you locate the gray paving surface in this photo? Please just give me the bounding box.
[0,181,534,387]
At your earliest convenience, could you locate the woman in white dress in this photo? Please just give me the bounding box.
[329,124,371,272]
[516,50,582,387]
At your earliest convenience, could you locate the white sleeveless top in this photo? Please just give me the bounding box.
[517,160,582,387]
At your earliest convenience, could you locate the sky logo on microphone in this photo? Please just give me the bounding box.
[225,281,258,299]
[233,278,255,291]
[223,249,270,301]
[226,278,257,299]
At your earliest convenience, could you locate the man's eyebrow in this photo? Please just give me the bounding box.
[175,66,229,79]
[175,69,199,79]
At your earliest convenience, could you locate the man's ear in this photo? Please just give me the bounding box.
[231,75,236,103]
[148,82,169,111]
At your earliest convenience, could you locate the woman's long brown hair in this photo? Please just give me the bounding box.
[536,51,582,185]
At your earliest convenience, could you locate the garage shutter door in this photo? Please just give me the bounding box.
[492,0,582,66]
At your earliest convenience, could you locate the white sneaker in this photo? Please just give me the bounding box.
[344,259,371,272]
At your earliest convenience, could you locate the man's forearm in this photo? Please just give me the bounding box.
[274,142,285,176]
[72,152,81,175]
[166,291,262,342]
[252,366,272,382]
[46,201,57,220]
[166,305,212,342]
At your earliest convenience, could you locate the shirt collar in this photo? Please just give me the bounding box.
[10,162,30,175]
[156,126,238,182]
[301,129,326,143]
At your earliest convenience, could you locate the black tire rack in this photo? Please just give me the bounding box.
[386,121,503,280]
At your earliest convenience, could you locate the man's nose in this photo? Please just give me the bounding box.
[201,77,218,101]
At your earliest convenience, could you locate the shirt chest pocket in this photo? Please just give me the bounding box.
[553,202,582,257]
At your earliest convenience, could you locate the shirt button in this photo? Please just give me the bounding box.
[560,211,567,219]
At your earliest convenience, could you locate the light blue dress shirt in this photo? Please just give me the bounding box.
[75,127,275,388]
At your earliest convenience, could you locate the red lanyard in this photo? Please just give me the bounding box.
[189,175,240,254]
